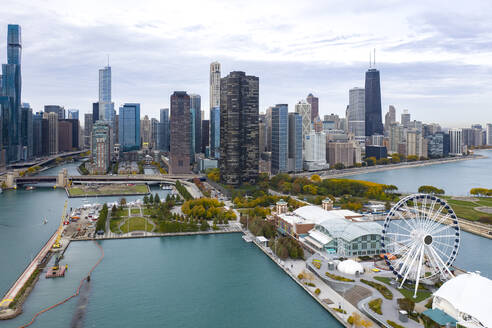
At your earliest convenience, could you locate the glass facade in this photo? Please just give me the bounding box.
[365,68,384,137]
[190,94,201,157]
[210,107,220,158]
[118,103,140,152]
[158,108,169,152]
[288,112,303,172]
[271,104,288,174]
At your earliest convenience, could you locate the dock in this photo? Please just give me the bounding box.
[45,266,66,278]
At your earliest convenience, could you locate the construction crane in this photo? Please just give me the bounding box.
[52,200,67,250]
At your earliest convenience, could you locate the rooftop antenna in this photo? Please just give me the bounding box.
[107,55,110,67]
[369,51,372,68]
[373,48,376,67]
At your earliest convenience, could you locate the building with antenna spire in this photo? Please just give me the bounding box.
[364,49,384,137]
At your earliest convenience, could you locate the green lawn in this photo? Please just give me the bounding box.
[373,277,432,303]
[119,217,153,233]
[443,197,492,222]
[130,208,141,214]
[67,184,149,197]
[110,216,125,233]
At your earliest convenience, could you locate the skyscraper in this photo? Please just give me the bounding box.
[32,112,43,157]
[151,118,159,149]
[91,121,111,174]
[288,112,303,172]
[92,102,99,122]
[46,111,58,155]
[449,128,463,155]
[58,120,73,152]
[20,103,32,160]
[219,71,259,185]
[201,120,209,154]
[170,91,191,174]
[401,110,411,128]
[365,68,383,137]
[158,108,170,152]
[209,62,221,109]
[210,106,220,158]
[190,94,202,156]
[295,100,311,147]
[44,105,65,120]
[140,115,151,147]
[348,87,365,143]
[0,24,22,163]
[99,66,114,122]
[118,103,140,152]
[306,93,319,122]
[84,113,93,149]
[271,104,288,174]
[486,124,492,146]
[67,109,79,120]
[384,105,396,132]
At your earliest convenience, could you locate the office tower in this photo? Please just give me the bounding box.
[99,66,114,122]
[295,100,312,145]
[306,93,319,122]
[323,113,340,130]
[44,105,65,120]
[271,104,288,174]
[365,68,383,137]
[91,121,111,174]
[449,128,463,155]
[170,91,191,174]
[84,113,93,148]
[384,105,396,132]
[65,119,79,150]
[201,120,209,154]
[67,109,79,120]
[401,110,411,128]
[92,102,99,122]
[151,118,159,149]
[303,131,327,170]
[427,133,445,158]
[158,108,169,152]
[190,94,202,155]
[348,87,365,144]
[0,25,22,163]
[487,124,492,145]
[114,114,119,144]
[140,115,151,147]
[288,112,302,172]
[406,130,425,157]
[118,103,140,152]
[20,103,32,160]
[265,106,273,152]
[219,71,259,185]
[259,114,267,153]
[58,120,73,152]
[313,117,323,132]
[209,62,221,109]
[46,112,58,155]
[210,106,220,158]
[32,112,43,157]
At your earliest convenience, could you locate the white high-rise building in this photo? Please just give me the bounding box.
[449,128,463,155]
[99,66,115,122]
[295,100,312,144]
[347,88,365,145]
[303,131,328,171]
[487,124,492,145]
[209,62,221,110]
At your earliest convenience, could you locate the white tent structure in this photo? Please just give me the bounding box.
[433,272,492,328]
[337,259,363,275]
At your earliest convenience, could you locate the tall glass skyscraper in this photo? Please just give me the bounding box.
[118,103,140,152]
[271,104,288,174]
[0,24,22,163]
[99,66,114,122]
[189,94,201,157]
[288,112,303,172]
[365,68,384,137]
[210,106,220,158]
[158,108,170,152]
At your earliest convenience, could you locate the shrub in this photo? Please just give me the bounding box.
[312,259,321,269]
[397,298,415,313]
[368,298,382,315]
[325,272,355,282]
[333,308,347,314]
[297,273,304,280]
[361,279,393,300]
[315,288,321,295]
[387,320,405,328]
[306,282,315,287]
[425,298,433,309]
[347,316,354,325]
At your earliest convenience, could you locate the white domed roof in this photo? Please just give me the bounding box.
[434,272,492,328]
[337,259,363,275]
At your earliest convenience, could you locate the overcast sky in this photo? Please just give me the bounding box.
[1,0,492,127]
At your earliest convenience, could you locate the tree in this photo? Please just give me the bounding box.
[364,157,376,166]
[154,193,160,204]
[470,188,490,196]
[149,193,154,204]
[310,174,321,182]
[143,195,149,204]
[334,163,345,170]
[418,185,445,195]
[120,198,127,208]
[397,298,415,313]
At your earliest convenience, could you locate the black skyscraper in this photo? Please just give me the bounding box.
[219,71,259,186]
[364,68,384,137]
[92,102,99,123]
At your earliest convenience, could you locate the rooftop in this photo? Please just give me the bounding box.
[315,218,382,242]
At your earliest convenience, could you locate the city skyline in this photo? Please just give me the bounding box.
[1,1,491,126]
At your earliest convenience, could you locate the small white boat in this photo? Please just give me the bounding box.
[242,235,253,243]
[161,185,173,190]
[43,218,48,224]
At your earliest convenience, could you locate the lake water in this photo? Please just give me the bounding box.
[344,149,492,195]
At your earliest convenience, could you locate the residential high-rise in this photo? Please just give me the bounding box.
[401,110,411,128]
[209,62,221,109]
[91,121,111,174]
[271,104,288,174]
[20,103,32,160]
[348,87,365,144]
[365,68,383,137]
[201,120,209,154]
[170,91,191,174]
[288,112,303,172]
[151,118,159,149]
[265,106,273,151]
[388,123,404,154]
[258,114,267,153]
[384,105,396,132]
[210,106,220,158]
[99,66,114,122]
[190,94,202,156]
[84,113,93,149]
[67,109,79,120]
[45,111,58,155]
[158,108,170,152]
[118,103,140,152]
[58,120,73,152]
[486,124,492,146]
[303,131,327,170]
[32,112,43,157]
[427,133,445,158]
[295,100,312,146]
[219,71,259,185]
[306,93,319,122]
[326,141,355,168]
[140,115,151,147]
[449,128,463,155]
[0,24,22,163]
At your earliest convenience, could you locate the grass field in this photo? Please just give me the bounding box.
[373,277,432,303]
[119,217,154,233]
[67,184,149,197]
[443,197,492,222]
[109,216,125,233]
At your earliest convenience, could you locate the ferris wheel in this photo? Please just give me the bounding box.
[381,194,460,298]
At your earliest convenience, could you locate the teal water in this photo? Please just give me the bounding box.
[344,150,492,195]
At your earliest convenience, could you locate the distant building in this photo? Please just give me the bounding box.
[449,128,463,156]
[99,66,114,122]
[401,110,411,128]
[365,145,387,160]
[151,118,159,149]
[304,131,328,171]
[45,112,58,155]
[259,114,267,153]
[84,113,93,149]
[20,104,33,160]
[91,121,111,174]
[158,108,170,152]
[326,141,356,167]
[348,87,365,145]
[170,91,191,174]
[219,71,259,185]
[288,112,303,172]
[140,115,151,147]
[427,133,445,158]
[306,93,319,122]
[190,94,202,156]
[209,62,221,109]
[58,120,73,152]
[201,120,209,154]
[210,106,220,158]
[384,105,396,132]
[365,68,383,137]
[67,109,79,120]
[92,102,99,122]
[44,105,65,120]
[323,114,340,130]
[118,103,141,152]
[271,104,289,174]
[33,113,43,157]
[487,124,492,146]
